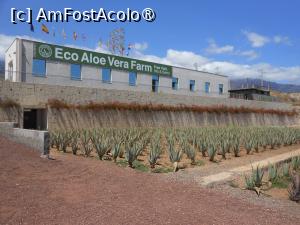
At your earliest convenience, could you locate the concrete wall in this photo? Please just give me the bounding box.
[0,122,50,155]
[0,107,20,123]
[0,80,292,110]
[0,80,297,129]
[11,39,229,98]
[48,108,297,130]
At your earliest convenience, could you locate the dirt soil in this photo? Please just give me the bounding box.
[0,136,299,225]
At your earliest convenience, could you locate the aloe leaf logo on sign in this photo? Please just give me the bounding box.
[38,44,52,58]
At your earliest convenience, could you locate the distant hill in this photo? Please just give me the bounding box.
[230,78,300,93]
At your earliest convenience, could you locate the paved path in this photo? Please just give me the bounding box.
[0,136,299,225]
[200,148,300,185]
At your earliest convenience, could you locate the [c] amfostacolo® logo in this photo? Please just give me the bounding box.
[38,44,52,58]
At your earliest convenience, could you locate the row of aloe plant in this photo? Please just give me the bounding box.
[244,156,300,202]
[50,126,300,171]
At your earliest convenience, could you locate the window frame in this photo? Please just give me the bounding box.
[205,82,211,93]
[70,64,82,81]
[32,59,46,77]
[128,72,137,86]
[189,80,195,92]
[218,84,224,95]
[102,68,112,83]
[172,77,179,90]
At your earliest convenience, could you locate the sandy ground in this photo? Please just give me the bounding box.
[0,136,299,225]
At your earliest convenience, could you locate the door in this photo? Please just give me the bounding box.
[23,109,37,130]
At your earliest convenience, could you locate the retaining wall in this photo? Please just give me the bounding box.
[0,122,50,155]
[48,108,297,130]
[0,80,293,110]
[0,80,298,128]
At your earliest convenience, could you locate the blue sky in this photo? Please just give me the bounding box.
[0,0,300,83]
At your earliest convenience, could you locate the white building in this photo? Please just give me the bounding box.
[5,38,229,97]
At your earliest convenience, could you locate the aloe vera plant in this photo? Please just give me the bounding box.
[282,162,290,177]
[291,156,300,171]
[167,135,182,172]
[232,136,240,157]
[207,143,217,162]
[125,141,140,168]
[91,131,110,160]
[148,141,161,168]
[253,165,264,188]
[111,141,122,163]
[244,174,255,190]
[70,130,80,155]
[81,130,93,157]
[268,163,278,182]
[59,131,72,153]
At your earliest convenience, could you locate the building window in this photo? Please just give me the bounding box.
[70,64,81,80]
[32,59,46,77]
[129,72,137,86]
[219,84,224,94]
[102,68,112,83]
[205,82,211,93]
[189,80,195,92]
[172,77,178,90]
[152,74,159,92]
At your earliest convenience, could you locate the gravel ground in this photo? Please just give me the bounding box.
[0,136,299,225]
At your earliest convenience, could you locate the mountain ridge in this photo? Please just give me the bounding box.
[230,78,300,93]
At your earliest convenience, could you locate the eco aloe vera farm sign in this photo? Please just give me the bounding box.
[33,42,172,76]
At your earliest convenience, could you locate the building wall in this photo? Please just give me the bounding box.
[5,39,18,81]
[13,39,229,98]
[0,80,293,110]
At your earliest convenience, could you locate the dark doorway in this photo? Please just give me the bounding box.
[23,109,37,129]
[23,108,47,130]
[152,74,159,92]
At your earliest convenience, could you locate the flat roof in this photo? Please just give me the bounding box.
[14,38,228,78]
[229,87,270,92]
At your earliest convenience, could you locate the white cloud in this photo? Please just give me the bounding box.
[205,40,234,54]
[237,50,259,60]
[273,35,291,45]
[133,42,148,51]
[243,31,292,47]
[0,33,299,84]
[132,47,300,84]
[242,31,270,48]
[205,39,258,60]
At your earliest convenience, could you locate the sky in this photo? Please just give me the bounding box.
[0,0,299,84]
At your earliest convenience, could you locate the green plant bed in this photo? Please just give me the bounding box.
[116,159,149,172]
[272,176,292,189]
[194,160,205,167]
[151,167,174,173]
